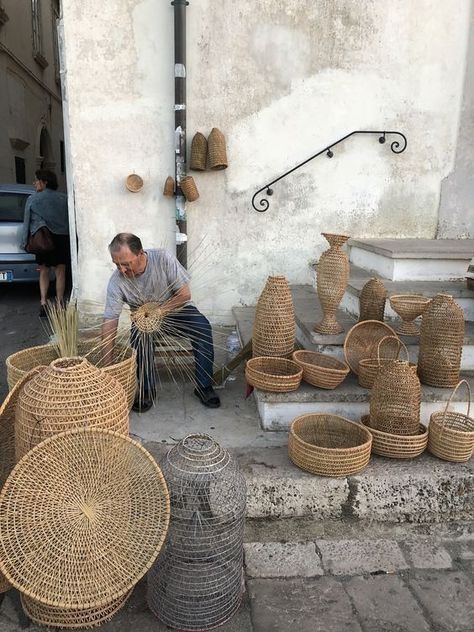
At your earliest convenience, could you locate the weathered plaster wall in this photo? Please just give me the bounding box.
[61,0,471,321]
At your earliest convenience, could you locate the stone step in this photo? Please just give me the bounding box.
[342,265,474,321]
[349,238,474,281]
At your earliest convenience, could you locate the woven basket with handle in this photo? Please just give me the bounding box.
[358,335,414,389]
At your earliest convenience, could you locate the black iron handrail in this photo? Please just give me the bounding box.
[251,130,407,212]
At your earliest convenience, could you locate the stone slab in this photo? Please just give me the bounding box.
[348,238,474,260]
[344,575,431,632]
[316,539,408,575]
[244,542,323,578]
[247,577,363,632]
[401,541,453,569]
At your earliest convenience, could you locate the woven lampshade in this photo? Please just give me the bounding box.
[180,175,199,202]
[207,128,228,170]
[252,276,296,358]
[359,278,387,322]
[314,233,350,334]
[0,428,170,609]
[190,132,208,171]
[163,176,175,197]
[15,356,129,461]
[148,434,246,631]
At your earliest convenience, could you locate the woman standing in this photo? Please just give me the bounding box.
[21,170,70,316]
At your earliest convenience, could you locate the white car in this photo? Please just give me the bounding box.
[0,184,39,283]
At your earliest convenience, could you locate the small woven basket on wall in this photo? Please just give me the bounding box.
[428,380,474,463]
[180,175,200,202]
[190,132,208,171]
[359,278,387,322]
[163,176,175,197]
[288,414,372,477]
[207,127,228,170]
[15,357,129,460]
[252,275,296,358]
[369,360,421,435]
[417,294,465,388]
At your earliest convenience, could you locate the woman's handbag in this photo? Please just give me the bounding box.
[26,227,54,255]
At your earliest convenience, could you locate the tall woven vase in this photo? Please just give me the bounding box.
[252,276,296,358]
[359,278,387,322]
[314,233,350,334]
[417,294,465,388]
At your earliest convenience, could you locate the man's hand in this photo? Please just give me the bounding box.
[160,284,191,316]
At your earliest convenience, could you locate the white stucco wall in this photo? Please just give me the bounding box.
[61,0,471,322]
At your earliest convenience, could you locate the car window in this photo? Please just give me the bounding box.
[0,193,29,222]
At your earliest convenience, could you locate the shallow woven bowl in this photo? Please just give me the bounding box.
[343,320,397,375]
[245,357,302,392]
[389,295,431,320]
[361,415,428,459]
[288,414,372,477]
[292,350,349,389]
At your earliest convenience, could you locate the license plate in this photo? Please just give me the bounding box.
[0,271,13,282]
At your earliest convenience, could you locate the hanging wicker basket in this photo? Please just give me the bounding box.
[343,320,397,375]
[125,174,144,193]
[428,380,474,463]
[292,350,349,389]
[163,176,175,197]
[190,132,208,171]
[288,414,372,477]
[245,357,302,392]
[180,175,200,202]
[358,335,414,389]
[207,127,228,170]
[359,278,387,322]
[361,415,428,459]
[252,275,296,358]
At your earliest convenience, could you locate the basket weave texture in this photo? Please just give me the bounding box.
[343,320,397,375]
[180,175,199,202]
[292,350,349,389]
[252,276,295,358]
[163,176,175,197]
[389,294,431,336]
[359,278,387,322]
[190,132,208,171]
[207,128,228,170]
[125,174,143,193]
[314,233,350,335]
[370,360,421,435]
[417,294,465,388]
[358,335,409,389]
[0,428,170,609]
[6,342,137,410]
[361,415,427,459]
[428,380,474,463]
[245,357,302,392]
[15,357,129,460]
[288,414,372,477]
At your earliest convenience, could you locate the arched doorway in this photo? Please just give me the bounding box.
[38,126,56,171]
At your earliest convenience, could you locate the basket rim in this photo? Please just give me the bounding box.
[289,414,372,452]
[247,356,303,377]
[292,350,349,375]
[389,294,431,304]
[343,320,397,375]
[429,411,474,436]
[361,415,427,439]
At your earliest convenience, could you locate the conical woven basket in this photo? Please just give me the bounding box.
[0,428,170,609]
[190,132,208,171]
[314,233,350,335]
[417,294,465,388]
[252,275,296,358]
[180,175,199,202]
[288,414,372,477]
[15,357,129,460]
[359,278,387,322]
[207,128,228,170]
[370,360,421,435]
[163,176,175,197]
[6,342,137,410]
[428,380,474,463]
[361,415,428,459]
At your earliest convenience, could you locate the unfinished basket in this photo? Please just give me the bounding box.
[358,335,409,389]
[252,275,296,358]
[163,176,175,197]
[0,428,170,609]
[314,233,350,335]
[359,278,387,322]
[21,590,132,629]
[180,175,199,202]
[370,360,421,436]
[245,357,302,392]
[343,320,397,375]
[288,414,372,477]
[292,350,349,389]
[15,357,129,460]
[361,415,428,459]
[207,127,228,170]
[389,294,431,336]
[190,132,208,171]
[417,294,465,388]
[428,380,474,463]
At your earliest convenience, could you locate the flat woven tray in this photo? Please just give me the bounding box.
[343,320,397,375]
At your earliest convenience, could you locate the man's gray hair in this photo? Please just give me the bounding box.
[108,233,143,255]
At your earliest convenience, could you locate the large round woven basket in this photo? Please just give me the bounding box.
[6,342,137,410]
[292,350,349,389]
[428,380,474,463]
[288,414,372,477]
[252,276,296,358]
[359,278,387,322]
[343,320,397,375]
[361,415,427,459]
[0,428,170,609]
[21,590,132,629]
[246,357,302,392]
[15,357,129,460]
[358,336,410,389]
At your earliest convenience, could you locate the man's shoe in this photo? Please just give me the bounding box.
[194,385,221,408]
[132,396,153,413]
